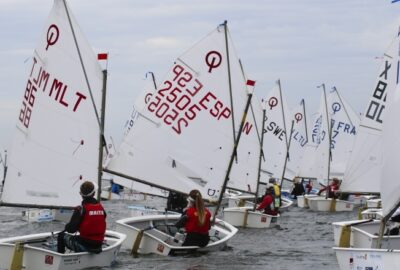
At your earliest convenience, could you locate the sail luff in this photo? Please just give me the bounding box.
[97,70,107,201]
[253,108,266,211]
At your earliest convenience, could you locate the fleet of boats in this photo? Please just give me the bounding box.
[0,0,399,270]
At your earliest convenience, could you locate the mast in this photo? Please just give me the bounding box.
[319,83,332,198]
[97,69,107,200]
[212,85,254,223]
[253,108,266,211]
[277,80,290,188]
[223,21,237,153]
[301,99,309,143]
[0,150,7,193]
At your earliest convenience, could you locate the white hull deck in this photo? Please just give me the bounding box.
[0,230,126,270]
[332,219,374,247]
[222,206,280,228]
[334,247,400,270]
[350,220,400,249]
[307,197,355,212]
[115,214,238,256]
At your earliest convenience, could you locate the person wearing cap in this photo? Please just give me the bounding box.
[57,181,106,254]
[317,178,340,198]
[175,189,211,247]
[256,186,279,216]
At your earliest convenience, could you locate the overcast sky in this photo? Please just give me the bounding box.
[0,0,399,152]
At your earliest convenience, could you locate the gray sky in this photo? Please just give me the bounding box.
[0,0,399,151]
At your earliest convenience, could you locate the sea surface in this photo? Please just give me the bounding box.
[0,197,357,270]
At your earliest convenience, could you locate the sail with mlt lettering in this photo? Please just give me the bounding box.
[260,81,291,180]
[285,99,308,180]
[341,32,400,194]
[0,0,103,207]
[107,23,258,200]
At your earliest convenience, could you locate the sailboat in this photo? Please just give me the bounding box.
[299,85,360,212]
[101,72,168,202]
[223,80,296,228]
[332,28,400,249]
[0,1,125,269]
[104,21,255,255]
[334,28,400,270]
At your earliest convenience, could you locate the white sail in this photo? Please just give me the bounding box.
[342,34,400,193]
[327,88,359,178]
[298,91,329,181]
[285,100,308,180]
[381,43,400,217]
[1,0,103,207]
[107,23,256,201]
[111,74,170,198]
[261,81,291,179]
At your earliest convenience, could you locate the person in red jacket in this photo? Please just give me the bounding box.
[256,186,279,216]
[317,178,340,198]
[175,189,211,247]
[57,181,106,254]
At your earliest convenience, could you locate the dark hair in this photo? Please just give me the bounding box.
[80,181,95,197]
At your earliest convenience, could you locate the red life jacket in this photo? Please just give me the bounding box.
[79,203,106,242]
[184,207,211,234]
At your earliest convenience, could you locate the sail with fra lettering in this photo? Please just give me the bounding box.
[0,0,102,208]
[328,87,359,179]
[341,33,400,193]
[107,22,258,200]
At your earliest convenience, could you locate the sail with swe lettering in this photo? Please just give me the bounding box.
[261,81,291,179]
[1,0,103,207]
[342,33,400,193]
[107,23,256,200]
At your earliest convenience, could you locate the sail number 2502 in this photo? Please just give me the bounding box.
[147,64,231,134]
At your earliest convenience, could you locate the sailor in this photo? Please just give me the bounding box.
[290,177,305,199]
[57,181,106,254]
[317,178,340,198]
[175,189,211,247]
[166,191,188,213]
[269,178,281,208]
[256,186,279,216]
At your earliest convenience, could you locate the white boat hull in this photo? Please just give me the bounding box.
[0,230,126,270]
[350,220,400,249]
[332,219,373,247]
[227,195,293,211]
[307,197,355,212]
[222,206,280,228]
[115,214,238,256]
[360,208,383,220]
[21,209,55,223]
[366,198,381,208]
[334,247,400,270]
[296,194,319,208]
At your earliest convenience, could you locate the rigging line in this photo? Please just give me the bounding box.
[62,0,102,130]
[302,99,309,142]
[332,87,355,127]
[223,21,237,148]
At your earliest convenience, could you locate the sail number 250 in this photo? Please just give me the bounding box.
[147,64,231,134]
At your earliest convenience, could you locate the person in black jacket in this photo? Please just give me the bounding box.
[57,181,106,254]
[290,177,305,199]
[166,191,188,213]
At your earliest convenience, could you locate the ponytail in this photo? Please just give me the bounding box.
[188,189,206,226]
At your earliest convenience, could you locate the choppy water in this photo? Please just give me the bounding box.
[0,197,357,270]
